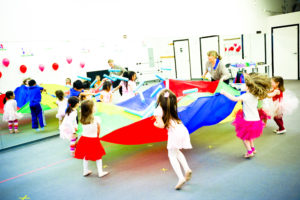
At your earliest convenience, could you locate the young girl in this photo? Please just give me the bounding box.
[74,100,109,178]
[65,78,72,86]
[55,90,68,126]
[3,91,22,133]
[221,73,271,158]
[94,75,102,88]
[100,81,112,103]
[266,76,298,134]
[60,96,79,156]
[154,89,192,190]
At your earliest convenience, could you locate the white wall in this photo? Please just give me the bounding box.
[0,0,297,91]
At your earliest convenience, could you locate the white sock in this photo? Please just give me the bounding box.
[83,158,89,174]
[96,159,103,175]
[168,149,185,181]
[176,149,191,173]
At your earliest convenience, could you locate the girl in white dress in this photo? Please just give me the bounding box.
[3,91,22,133]
[154,89,192,190]
[100,81,112,103]
[60,96,79,156]
[55,90,68,127]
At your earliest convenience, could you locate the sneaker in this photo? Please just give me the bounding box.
[175,179,186,190]
[40,127,45,131]
[35,128,40,132]
[273,129,279,133]
[276,129,286,134]
[98,171,109,178]
[83,170,92,177]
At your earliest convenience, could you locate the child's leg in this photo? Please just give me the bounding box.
[168,149,185,181]
[83,158,91,176]
[176,149,191,173]
[176,149,192,181]
[30,105,38,129]
[96,159,109,177]
[13,119,19,132]
[243,140,254,157]
[37,104,45,128]
[8,121,13,133]
[70,135,77,155]
[274,117,285,131]
[250,139,256,153]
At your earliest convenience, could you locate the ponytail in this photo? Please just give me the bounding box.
[66,96,79,115]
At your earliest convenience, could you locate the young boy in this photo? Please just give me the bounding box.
[28,79,45,131]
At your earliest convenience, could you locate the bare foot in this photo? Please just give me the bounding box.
[14,130,19,133]
[185,170,192,181]
[175,179,186,190]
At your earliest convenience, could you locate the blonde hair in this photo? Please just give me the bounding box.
[80,100,95,125]
[207,50,222,60]
[108,59,114,63]
[156,89,181,129]
[245,73,271,99]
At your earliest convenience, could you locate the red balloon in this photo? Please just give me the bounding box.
[0,71,2,78]
[52,63,59,71]
[229,46,234,51]
[225,47,227,52]
[80,62,85,68]
[2,58,10,67]
[236,46,241,52]
[20,65,27,73]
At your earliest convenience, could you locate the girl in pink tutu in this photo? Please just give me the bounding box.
[266,76,298,134]
[74,100,109,178]
[221,73,271,158]
[154,89,192,190]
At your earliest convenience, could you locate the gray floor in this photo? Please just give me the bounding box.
[0,81,300,200]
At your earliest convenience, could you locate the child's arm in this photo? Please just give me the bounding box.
[100,94,104,102]
[267,89,280,98]
[109,93,112,103]
[220,89,241,102]
[97,122,100,138]
[154,116,165,129]
[112,85,121,93]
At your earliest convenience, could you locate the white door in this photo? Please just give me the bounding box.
[200,36,219,74]
[173,40,191,80]
[273,26,299,79]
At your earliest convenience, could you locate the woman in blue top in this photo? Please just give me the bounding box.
[202,51,230,84]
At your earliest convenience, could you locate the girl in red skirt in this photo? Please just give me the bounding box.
[221,73,271,158]
[74,100,109,177]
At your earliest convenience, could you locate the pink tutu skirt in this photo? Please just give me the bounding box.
[258,108,271,122]
[232,110,265,140]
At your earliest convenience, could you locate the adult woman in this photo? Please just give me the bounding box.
[203,51,230,84]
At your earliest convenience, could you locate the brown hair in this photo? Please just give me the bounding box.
[55,90,64,101]
[156,89,181,129]
[207,50,222,60]
[272,76,285,92]
[80,100,95,125]
[245,73,271,99]
[22,78,31,85]
[108,59,114,63]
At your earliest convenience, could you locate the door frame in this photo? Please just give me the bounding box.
[199,35,220,74]
[271,24,299,79]
[173,39,192,80]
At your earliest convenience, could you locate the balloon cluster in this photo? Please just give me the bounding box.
[1,57,86,78]
[224,43,241,53]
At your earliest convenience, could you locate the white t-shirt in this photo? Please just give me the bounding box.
[56,98,68,115]
[81,117,101,138]
[240,93,260,121]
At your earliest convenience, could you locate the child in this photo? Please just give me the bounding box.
[221,73,271,158]
[100,81,112,103]
[3,91,22,133]
[69,80,84,98]
[55,90,68,126]
[94,75,102,88]
[267,76,299,134]
[154,89,192,190]
[127,71,137,97]
[28,79,46,131]
[66,78,72,86]
[60,96,79,156]
[74,100,109,178]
